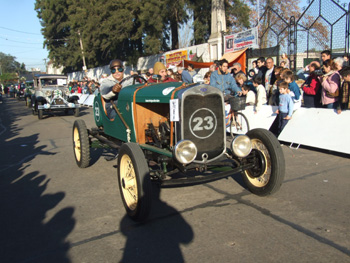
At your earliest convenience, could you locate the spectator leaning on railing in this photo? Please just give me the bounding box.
[319,59,340,109]
[337,66,350,114]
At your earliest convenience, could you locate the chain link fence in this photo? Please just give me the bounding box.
[251,0,349,72]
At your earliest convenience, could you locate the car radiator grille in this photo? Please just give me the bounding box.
[52,98,65,105]
[182,93,225,163]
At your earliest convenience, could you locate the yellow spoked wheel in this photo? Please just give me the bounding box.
[72,120,90,168]
[242,129,285,196]
[118,143,152,221]
[119,154,139,211]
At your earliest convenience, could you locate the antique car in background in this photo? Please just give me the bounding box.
[72,75,285,221]
[16,83,26,101]
[31,74,80,119]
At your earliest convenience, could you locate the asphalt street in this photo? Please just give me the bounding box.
[0,97,349,263]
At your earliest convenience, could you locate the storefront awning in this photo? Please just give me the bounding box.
[220,48,247,70]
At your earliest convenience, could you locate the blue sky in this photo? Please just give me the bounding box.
[0,0,48,71]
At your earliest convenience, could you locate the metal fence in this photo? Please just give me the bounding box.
[252,0,349,71]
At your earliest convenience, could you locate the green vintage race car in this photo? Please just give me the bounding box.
[72,75,285,221]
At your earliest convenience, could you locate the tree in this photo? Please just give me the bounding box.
[188,0,251,45]
[0,52,27,74]
[164,0,189,50]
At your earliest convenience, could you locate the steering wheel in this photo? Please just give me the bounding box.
[119,74,147,86]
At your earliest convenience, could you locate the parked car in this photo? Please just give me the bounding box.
[31,74,80,119]
[72,75,285,221]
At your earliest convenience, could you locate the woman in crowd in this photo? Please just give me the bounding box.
[280,53,290,68]
[167,68,176,79]
[235,73,247,90]
[203,71,211,84]
[319,59,340,109]
[301,62,321,108]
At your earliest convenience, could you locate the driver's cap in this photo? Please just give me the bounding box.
[109,59,123,69]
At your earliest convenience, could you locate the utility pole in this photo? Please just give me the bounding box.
[43,58,47,73]
[78,30,87,71]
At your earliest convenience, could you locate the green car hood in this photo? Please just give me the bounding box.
[119,82,185,103]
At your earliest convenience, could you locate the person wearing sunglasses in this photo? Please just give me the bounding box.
[100,59,134,119]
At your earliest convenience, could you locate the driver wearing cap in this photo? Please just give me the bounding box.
[100,59,133,119]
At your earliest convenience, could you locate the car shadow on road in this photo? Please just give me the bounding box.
[0,99,75,263]
[119,185,194,263]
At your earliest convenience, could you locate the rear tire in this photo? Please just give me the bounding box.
[118,143,152,221]
[72,120,90,168]
[242,128,285,196]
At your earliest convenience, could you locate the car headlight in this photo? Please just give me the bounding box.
[174,140,197,164]
[231,135,252,158]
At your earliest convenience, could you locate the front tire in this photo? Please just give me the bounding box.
[38,108,43,119]
[72,120,90,168]
[118,143,152,221]
[37,102,43,119]
[242,128,285,196]
[74,106,80,117]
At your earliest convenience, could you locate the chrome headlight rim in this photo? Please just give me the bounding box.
[231,135,252,158]
[174,140,197,165]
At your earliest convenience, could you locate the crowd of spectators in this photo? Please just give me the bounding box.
[70,50,350,127]
[68,77,101,95]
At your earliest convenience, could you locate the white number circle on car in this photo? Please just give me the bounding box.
[189,108,217,139]
[94,101,100,122]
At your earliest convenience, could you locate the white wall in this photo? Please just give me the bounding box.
[67,43,211,82]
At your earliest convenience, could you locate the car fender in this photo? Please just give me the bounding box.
[68,95,80,103]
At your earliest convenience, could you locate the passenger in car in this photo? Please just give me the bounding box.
[148,62,177,83]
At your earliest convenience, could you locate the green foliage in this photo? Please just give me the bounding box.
[0,52,27,74]
[34,0,253,72]
[0,72,19,84]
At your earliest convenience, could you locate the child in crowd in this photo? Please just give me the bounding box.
[241,84,256,105]
[275,81,294,135]
[282,70,301,111]
[252,76,267,114]
[204,71,211,84]
[337,66,350,114]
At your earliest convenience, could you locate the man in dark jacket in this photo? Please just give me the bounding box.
[256,57,267,87]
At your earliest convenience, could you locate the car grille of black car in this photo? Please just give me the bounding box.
[53,98,65,105]
[181,87,225,163]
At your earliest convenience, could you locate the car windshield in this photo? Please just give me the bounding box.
[40,78,67,86]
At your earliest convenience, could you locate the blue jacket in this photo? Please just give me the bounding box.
[181,70,193,84]
[279,94,294,116]
[210,70,240,96]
